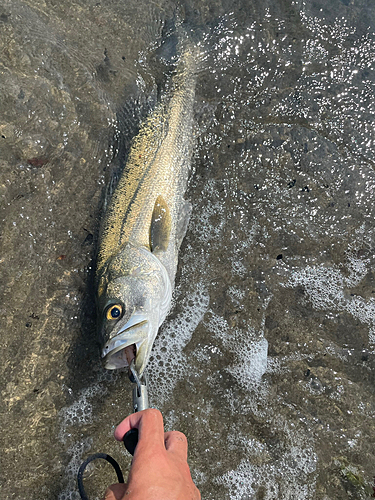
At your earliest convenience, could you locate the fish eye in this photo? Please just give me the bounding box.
[106,304,123,320]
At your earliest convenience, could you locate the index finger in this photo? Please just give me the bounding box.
[114,408,165,449]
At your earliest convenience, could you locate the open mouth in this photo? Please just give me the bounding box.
[102,343,137,370]
[102,316,148,370]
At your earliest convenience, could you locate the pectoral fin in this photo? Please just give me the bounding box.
[176,200,192,248]
[150,195,171,252]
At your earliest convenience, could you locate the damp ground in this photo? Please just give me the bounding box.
[1,1,375,499]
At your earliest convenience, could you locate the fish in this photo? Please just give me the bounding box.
[95,41,198,376]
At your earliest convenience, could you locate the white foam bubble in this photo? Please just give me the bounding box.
[57,370,121,499]
[217,423,317,500]
[58,370,119,443]
[227,336,268,387]
[190,180,226,244]
[205,311,269,387]
[59,385,107,443]
[147,286,210,405]
[191,468,208,489]
[345,253,368,287]
[58,438,93,500]
[286,257,375,344]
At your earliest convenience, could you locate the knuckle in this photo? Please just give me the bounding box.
[146,408,163,421]
[170,430,188,443]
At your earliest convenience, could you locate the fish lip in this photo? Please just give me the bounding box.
[117,313,148,336]
[101,314,148,369]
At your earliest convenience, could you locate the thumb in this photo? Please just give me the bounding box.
[114,409,165,451]
[103,483,128,500]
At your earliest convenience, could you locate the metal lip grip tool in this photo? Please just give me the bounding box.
[77,360,148,498]
[123,359,149,455]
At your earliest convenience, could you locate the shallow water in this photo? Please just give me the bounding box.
[1,1,375,499]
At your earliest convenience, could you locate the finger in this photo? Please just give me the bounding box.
[103,483,127,500]
[114,408,165,449]
[164,430,188,460]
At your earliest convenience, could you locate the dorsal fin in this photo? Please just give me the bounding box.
[150,196,171,252]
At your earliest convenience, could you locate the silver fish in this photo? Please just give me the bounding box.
[96,44,197,375]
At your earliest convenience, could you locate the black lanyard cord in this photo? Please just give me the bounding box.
[77,453,125,500]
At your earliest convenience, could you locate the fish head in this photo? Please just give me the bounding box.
[97,245,172,375]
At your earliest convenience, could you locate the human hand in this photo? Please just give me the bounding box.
[104,409,201,500]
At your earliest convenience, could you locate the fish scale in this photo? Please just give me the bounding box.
[96,43,199,375]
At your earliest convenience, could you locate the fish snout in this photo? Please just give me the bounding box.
[102,314,149,371]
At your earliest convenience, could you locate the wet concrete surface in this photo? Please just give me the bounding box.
[1,0,375,498]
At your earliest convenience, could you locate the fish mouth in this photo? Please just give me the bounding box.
[102,314,148,371]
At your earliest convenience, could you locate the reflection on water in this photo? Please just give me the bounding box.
[1,1,375,499]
